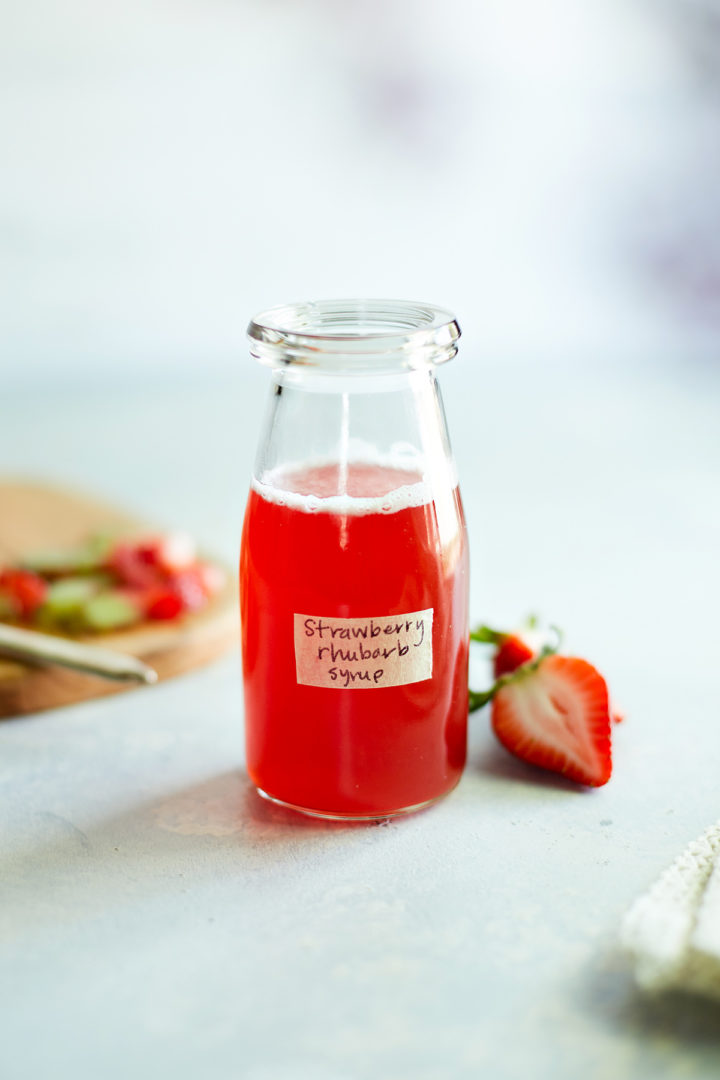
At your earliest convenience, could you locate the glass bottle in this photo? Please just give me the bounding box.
[240,300,469,820]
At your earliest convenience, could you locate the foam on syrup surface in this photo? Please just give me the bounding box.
[253,461,430,515]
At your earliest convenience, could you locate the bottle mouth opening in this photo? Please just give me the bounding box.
[247,299,461,373]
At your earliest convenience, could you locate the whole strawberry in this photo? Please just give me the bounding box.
[470,622,538,677]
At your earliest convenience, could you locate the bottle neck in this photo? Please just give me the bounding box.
[254,367,456,496]
[272,366,432,396]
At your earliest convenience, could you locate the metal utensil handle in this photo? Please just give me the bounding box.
[0,623,158,685]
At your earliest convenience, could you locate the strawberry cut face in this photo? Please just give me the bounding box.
[491,655,612,787]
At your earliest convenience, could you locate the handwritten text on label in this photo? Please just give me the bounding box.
[294,609,434,689]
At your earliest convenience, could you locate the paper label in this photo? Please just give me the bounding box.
[294,610,434,690]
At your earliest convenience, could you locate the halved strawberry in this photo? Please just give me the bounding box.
[489,655,612,787]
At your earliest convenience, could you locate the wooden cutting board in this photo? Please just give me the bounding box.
[0,482,239,719]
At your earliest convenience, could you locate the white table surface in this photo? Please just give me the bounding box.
[2,355,719,1080]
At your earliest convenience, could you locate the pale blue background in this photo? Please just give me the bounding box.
[3,0,720,385]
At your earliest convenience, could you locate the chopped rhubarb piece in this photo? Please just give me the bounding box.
[82,591,143,631]
[42,577,106,621]
[0,591,17,619]
[22,535,114,575]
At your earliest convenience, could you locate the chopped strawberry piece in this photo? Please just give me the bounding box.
[490,655,612,787]
[170,568,207,613]
[139,533,196,573]
[144,589,184,621]
[196,561,225,596]
[109,534,198,584]
[108,543,161,589]
[0,568,48,618]
[135,542,160,566]
[107,537,224,620]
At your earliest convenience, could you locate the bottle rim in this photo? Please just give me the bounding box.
[247,299,461,373]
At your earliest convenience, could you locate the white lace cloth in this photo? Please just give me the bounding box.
[622,822,720,1000]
